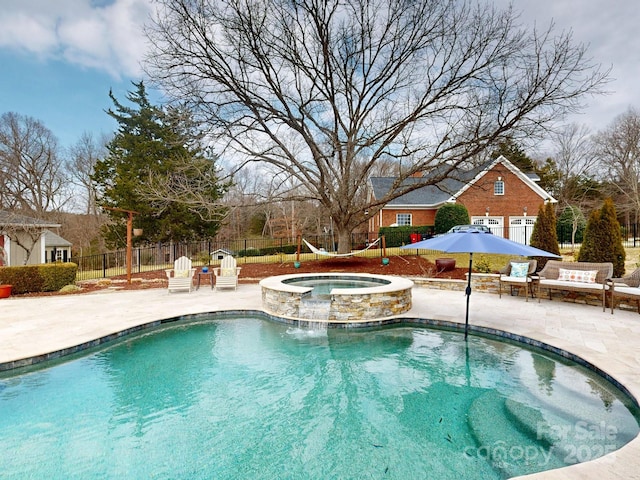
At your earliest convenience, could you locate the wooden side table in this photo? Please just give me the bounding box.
[196,271,214,290]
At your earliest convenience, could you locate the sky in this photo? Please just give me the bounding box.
[0,0,639,152]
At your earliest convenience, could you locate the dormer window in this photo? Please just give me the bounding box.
[494,178,504,195]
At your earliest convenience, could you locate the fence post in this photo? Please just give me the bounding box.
[102,253,107,278]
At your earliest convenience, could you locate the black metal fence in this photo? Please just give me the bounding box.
[70,225,640,281]
[70,233,381,281]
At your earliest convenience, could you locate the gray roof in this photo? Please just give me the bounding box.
[0,211,61,228]
[370,163,484,206]
[43,229,72,247]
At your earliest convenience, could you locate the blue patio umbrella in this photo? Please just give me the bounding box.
[400,229,561,339]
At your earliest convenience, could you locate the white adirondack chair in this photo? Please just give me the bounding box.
[165,256,196,293]
[213,255,241,291]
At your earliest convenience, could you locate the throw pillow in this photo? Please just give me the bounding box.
[221,268,235,276]
[509,262,530,278]
[558,268,598,283]
[175,270,189,278]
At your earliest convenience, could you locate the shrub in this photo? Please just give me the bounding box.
[434,204,470,234]
[0,263,78,294]
[236,248,263,257]
[39,263,78,291]
[194,251,211,264]
[473,255,492,273]
[59,284,82,293]
[260,245,298,255]
[379,225,434,248]
[236,245,298,257]
[578,199,625,277]
[530,203,560,270]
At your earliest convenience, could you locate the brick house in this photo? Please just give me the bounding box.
[368,156,556,243]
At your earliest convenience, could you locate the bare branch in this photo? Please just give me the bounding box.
[145,0,609,251]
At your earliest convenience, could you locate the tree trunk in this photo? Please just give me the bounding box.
[335,228,352,254]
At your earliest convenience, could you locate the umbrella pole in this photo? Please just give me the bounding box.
[465,252,473,340]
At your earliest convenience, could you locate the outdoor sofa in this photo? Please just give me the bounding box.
[609,268,640,314]
[536,260,613,312]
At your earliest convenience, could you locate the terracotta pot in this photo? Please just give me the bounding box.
[0,284,12,298]
[436,258,456,272]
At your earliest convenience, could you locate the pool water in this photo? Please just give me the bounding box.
[1,317,638,479]
[283,277,389,297]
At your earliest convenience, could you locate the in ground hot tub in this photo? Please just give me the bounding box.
[259,273,413,323]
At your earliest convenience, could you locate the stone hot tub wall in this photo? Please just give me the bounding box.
[259,273,414,323]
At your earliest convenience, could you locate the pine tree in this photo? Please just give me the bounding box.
[92,81,230,247]
[578,199,625,276]
[530,202,561,270]
[491,138,536,173]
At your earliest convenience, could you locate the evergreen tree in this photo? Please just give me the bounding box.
[434,204,470,233]
[530,202,561,270]
[491,138,536,173]
[578,199,625,277]
[92,82,229,247]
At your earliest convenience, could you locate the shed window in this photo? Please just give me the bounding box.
[494,180,505,195]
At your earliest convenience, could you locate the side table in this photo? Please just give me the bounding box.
[196,271,214,290]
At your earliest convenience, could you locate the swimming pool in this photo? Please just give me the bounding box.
[1,316,638,479]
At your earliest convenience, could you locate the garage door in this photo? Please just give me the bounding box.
[509,216,537,245]
[470,217,504,237]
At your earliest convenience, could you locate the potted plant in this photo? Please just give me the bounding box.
[0,284,12,298]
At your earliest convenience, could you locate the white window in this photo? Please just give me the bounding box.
[396,213,412,226]
[55,250,63,261]
[494,180,505,195]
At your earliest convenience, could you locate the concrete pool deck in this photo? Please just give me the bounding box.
[1,283,640,479]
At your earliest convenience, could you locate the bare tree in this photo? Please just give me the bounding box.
[145,0,608,252]
[593,108,640,223]
[67,132,109,215]
[551,124,598,202]
[139,153,231,223]
[549,123,601,245]
[0,112,69,215]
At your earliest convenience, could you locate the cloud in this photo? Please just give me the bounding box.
[0,0,152,78]
[494,0,640,131]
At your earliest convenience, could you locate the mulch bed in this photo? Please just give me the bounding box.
[13,255,470,297]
